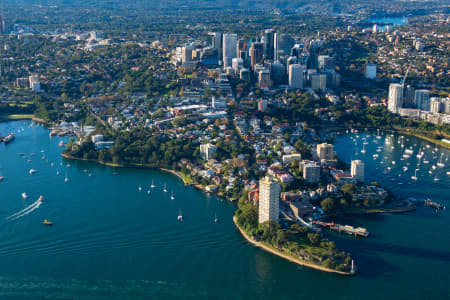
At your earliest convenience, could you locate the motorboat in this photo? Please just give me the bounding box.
[43,220,53,226]
[29,169,37,175]
[21,192,28,199]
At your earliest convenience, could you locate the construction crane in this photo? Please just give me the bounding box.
[401,67,410,87]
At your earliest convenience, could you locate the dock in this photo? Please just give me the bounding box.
[312,221,370,237]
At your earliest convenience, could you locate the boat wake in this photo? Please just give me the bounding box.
[5,199,42,221]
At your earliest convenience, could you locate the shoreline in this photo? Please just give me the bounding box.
[233,217,354,276]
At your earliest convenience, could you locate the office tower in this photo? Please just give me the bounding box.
[212,32,222,59]
[181,46,193,63]
[200,143,217,160]
[288,64,305,89]
[310,73,327,91]
[0,14,5,35]
[258,176,280,224]
[232,57,243,72]
[271,61,285,82]
[263,29,275,60]
[240,68,250,81]
[303,163,320,183]
[236,39,247,58]
[365,63,377,79]
[274,33,293,62]
[222,34,237,68]
[415,89,430,111]
[351,160,365,182]
[250,42,264,70]
[258,69,272,90]
[404,85,415,108]
[318,55,335,71]
[388,83,404,114]
[317,143,334,160]
[290,44,303,58]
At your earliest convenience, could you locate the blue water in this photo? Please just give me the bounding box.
[0,121,449,299]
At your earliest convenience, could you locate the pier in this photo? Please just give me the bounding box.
[312,221,370,237]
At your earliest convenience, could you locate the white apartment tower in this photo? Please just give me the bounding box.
[388,83,404,114]
[351,160,365,182]
[258,176,281,224]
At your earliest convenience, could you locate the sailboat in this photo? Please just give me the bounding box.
[178,209,183,222]
[65,175,68,183]
[170,190,175,200]
[214,214,218,223]
[437,153,445,167]
[163,183,167,193]
[151,179,156,188]
[411,169,418,181]
[361,143,366,154]
[138,185,142,191]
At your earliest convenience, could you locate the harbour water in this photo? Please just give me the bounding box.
[0,121,449,299]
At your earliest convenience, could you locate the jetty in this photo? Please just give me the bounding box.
[312,221,369,237]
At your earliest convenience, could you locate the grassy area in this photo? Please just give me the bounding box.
[0,114,35,121]
[179,172,194,185]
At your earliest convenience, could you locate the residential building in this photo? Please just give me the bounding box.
[415,89,430,111]
[351,160,365,182]
[303,163,320,183]
[365,63,376,79]
[258,176,281,224]
[388,83,404,114]
[316,143,334,160]
[200,143,217,160]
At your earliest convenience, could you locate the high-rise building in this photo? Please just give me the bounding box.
[274,33,293,62]
[200,143,217,160]
[258,176,280,224]
[351,160,365,182]
[415,89,430,111]
[236,39,247,58]
[258,69,272,90]
[270,61,285,82]
[430,98,444,114]
[317,143,334,160]
[288,64,305,89]
[303,163,320,183]
[0,14,5,35]
[404,85,416,108]
[222,34,237,68]
[250,42,264,70]
[388,83,404,114]
[310,73,327,91]
[181,46,193,63]
[212,32,222,59]
[29,75,40,92]
[318,55,335,71]
[263,29,275,60]
[365,63,377,79]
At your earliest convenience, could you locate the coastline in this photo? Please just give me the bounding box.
[233,216,354,276]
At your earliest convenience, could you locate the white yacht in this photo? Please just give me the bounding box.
[21,192,28,199]
[170,191,175,200]
[178,209,183,222]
